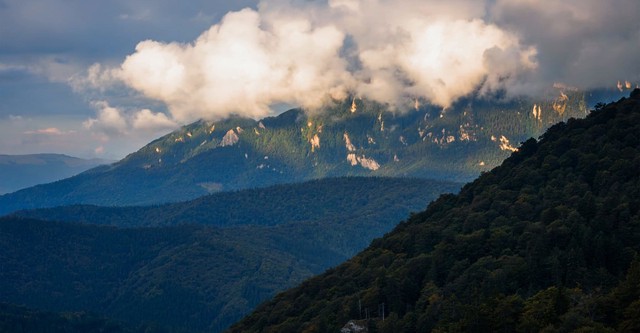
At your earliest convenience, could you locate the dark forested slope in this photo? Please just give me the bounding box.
[0,177,458,333]
[229,90,640,332]
[13,177,460,228]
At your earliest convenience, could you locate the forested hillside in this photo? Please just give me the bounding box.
[230,90,640,332]
[0,177,458,333]
[13,177,459,228]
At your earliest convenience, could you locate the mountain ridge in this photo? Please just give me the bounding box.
[0,91,594,215]
[0,153,111,195]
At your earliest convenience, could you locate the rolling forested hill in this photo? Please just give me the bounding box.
[229,90,640,332]
[13,177,459,228]
[0,177,459,333]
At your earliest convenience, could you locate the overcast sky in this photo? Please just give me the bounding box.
[1,0,638,159]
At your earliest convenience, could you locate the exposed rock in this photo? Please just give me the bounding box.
[310,134,320,152]
[344,133,356,152]
[340,320,368,333]
[347,154,380,170]
[220,129,239,147]
[498,135,518,152]
[359,156,380,170]
[347,153,358,166]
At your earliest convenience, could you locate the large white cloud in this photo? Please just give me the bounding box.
[83,101,176,135]
[83,0,639,126]
[117,7,351,122]
[85,0,535,123]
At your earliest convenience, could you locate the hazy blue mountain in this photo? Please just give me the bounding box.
[0,177,459,333]
[0,90,598,215]
[0,154,110,195]
[229,90,640,332]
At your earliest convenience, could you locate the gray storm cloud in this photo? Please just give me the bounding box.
[491,0,640,93]
[87,0,639,125]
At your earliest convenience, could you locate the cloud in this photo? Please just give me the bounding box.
[491,0,640,92]
[116,8,351,122]
[83,101,177,137]
[131,109,177,130]
[79,0,639,125]
[81,0,534,123]
[83,101,128,135]
[24,127,75,135]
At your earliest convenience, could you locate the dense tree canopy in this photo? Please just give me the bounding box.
[230,91,640,332]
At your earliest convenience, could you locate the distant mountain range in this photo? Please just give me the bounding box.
[0,89,608,215]
[0,177,459,333]
[0,154,110,195]
[230,90,640,332]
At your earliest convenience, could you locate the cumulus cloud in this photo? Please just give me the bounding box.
[81,0,639,125]
[80,0,533,122]
[117,7,351,122]
[83,101,177,136]
[83,101,128,135]
[131,109,177,130]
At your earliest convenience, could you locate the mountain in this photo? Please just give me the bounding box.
[229,91,640,332]
[0,89,596,215]
[0,177,459,333]
[0,154,110,195]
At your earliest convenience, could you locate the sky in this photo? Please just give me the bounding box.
[1,0,639,160]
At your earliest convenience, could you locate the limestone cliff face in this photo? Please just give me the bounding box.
[220,129,239,147]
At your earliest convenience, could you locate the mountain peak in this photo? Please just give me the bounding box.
[0,91,596,214]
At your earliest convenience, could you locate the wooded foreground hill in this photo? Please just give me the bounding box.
[230,90,640,332]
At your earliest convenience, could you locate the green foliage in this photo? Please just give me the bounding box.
[0,177,458,333]
[229,91,640,332]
